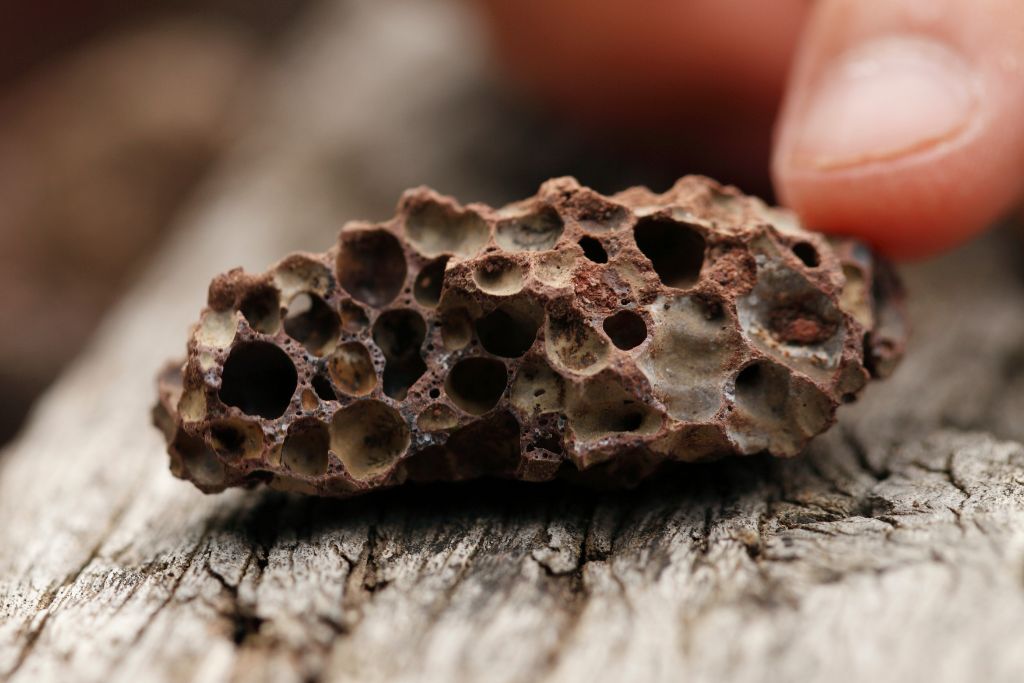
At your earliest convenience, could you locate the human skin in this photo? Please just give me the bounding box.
[474,0,1024,259]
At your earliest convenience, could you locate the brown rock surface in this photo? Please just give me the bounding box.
[153,176,905,497]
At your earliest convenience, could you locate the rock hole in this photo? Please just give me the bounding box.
[208,419,262,460]
[404,200,489,257]
[495,207,564,252]
[219,342,297,419]
[301,389,319,411]
[239,284,281,334]
[428,387,441,399]
[566,377,661,441]
[736,263,844,375]
[636,294,734,423]
[792,241,820,268]
[545,311,610,374]
[633,217,705,288]
[272,256,333,301]
[440,307,473,350]
[533,249,576,288]
[339,300,369,332]
[473,256,525,296]
[329,400,410,481]
[476,305,540,358]
[530,434,564,454]
[327,341,377,396]
[734,362,785,417]
[282,421,330,477]
[510,360,564,414]
[372,309,427,399]
[413,256,449,307]
[603,310,647,350]
[578,236,608,263]
[173,430,224,487]
[283,292,340,356]
[728,359,832,455]
[196,310,238,349]
[695,296,725,321]
[767,298,840,346]
[312,374,337,401]
[610,411,644,432]
[336,229,407,307]
[178,388,207,423]
[416,403,459,431]
[445,357,507,415]
[210,424,244,456]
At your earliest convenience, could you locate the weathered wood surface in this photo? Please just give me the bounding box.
[4,1,1024,681]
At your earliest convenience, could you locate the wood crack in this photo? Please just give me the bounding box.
[3,491,136,679]
[123,525,212,649]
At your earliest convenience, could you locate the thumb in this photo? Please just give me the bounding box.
[772,0,1024,259]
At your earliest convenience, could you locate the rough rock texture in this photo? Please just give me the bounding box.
[154,176,904,497]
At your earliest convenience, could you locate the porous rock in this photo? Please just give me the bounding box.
[152,176,905,497]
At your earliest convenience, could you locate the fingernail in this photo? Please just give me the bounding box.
[789,36,977,170]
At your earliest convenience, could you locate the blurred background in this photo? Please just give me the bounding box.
[0,0,809,444]
[0,0,306,442]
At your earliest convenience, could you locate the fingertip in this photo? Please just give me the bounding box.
[773,0,1024,259]
[775,157,1011,259]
